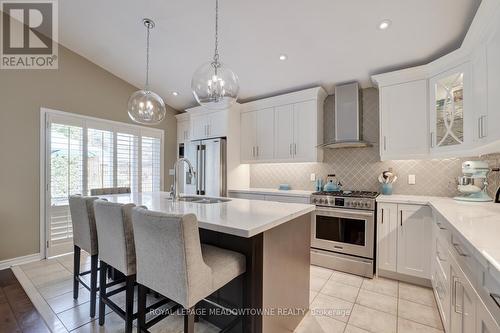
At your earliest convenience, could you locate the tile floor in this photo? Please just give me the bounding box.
[298,265,444,333]
[15,254,444,333]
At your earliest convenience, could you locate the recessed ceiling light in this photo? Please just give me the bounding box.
[379,19,392,30]
[172,91,179,96]
[279,54,288,61]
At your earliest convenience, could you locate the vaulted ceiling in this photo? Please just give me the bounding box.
[59,0,481,110]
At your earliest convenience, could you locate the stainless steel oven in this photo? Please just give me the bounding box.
[312,207,374,259]
[310,191,378,278]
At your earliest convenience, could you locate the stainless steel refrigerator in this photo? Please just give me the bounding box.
[184,138,227,197]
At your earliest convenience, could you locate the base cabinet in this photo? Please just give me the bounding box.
[431,215,500,333]
[477,299,500,333]
[376,203,432,279]
[228,191,310,204]
[450,258,478,333]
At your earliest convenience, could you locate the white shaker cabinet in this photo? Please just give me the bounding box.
[177,119,190,143]
[240,111,257,162]
[240,87,326,164]
[376,203,432,280]
[190,109,228,140]
[377,203,398,272]
[379,80,429,160]
[477,299,500,333]
[472,45,489,144]
[240,108,274,162]
[449,257,478,333]
[486,19,500,144]
[293,100,317,161]
[397,204,432,279]
[274,104,295,160]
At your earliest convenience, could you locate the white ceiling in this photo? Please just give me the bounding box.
[59,0,481,110]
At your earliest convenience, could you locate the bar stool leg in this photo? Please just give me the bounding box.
[184,306,195,333]
[98,261,108,326]
[125,275,135,333]
[137,284,147,332]
[89,254,98,317]
[73,245,81,299]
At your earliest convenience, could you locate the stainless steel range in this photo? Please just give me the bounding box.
[310,190,378,278]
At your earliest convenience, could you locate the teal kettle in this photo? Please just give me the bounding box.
[323,174,341,192]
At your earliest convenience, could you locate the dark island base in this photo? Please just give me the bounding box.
[199,212,312,333]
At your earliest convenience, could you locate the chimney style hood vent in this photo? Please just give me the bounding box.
[319,82,371,149]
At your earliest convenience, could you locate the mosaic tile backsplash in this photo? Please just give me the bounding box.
[249,88,500,198]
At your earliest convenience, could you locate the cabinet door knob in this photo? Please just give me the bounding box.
[381,208,384,224]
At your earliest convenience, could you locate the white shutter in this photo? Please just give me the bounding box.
[141,136,161,192]
[87,128,114,194]
[48,122,83,255]
[116,132,139,192]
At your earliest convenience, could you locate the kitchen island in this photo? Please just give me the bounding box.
[98,191,315,333]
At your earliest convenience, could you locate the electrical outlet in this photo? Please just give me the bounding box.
[408,174,416,185]
[310,173,316,181]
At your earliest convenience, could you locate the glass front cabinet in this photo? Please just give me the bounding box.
[429,63,473,154]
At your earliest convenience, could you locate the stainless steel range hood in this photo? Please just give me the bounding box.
[319,82,371,149]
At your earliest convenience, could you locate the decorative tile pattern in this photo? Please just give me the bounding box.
[250,88,500,197]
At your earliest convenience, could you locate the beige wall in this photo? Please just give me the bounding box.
[0,45,178,261]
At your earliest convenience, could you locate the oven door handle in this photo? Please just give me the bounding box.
[315,208,374,217]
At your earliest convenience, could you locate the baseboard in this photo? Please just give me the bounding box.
[0,253,42,270]
[377,268,432,287]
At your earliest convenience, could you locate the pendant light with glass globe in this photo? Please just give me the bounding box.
[191,0,239,109]
[128,18,166,125]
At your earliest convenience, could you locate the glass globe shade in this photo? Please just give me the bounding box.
[191,61,239,109]
[127,90,166,124]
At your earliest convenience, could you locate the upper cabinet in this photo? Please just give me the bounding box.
[429,63,473,154]
[372,0,500,160]
[379,80,429,160]
[240,107,274,162]
[190,109,228,140]
[240,87,326,164]
[176,114,190,143]
[486,18,500,145]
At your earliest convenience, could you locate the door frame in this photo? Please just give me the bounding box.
[39,107,165,259]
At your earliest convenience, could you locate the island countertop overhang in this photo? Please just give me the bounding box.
[96,191,315,238]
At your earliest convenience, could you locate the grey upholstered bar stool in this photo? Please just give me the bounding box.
[68,195,99,318]
[90,187,131,195]
[131,207,246,333]
[93,199,138,333]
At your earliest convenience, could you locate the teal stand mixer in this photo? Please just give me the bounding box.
[454,161,494,202]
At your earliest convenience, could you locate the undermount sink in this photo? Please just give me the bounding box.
[177,196,231,204]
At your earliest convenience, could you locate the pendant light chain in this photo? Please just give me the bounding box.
[145,23,151,90]
[213,0,220,67]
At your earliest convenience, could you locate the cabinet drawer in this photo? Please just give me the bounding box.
[434,214,452,245]
[433,256,450,331]
[228,192,266,201]
[264,195,310,204]
[450,233,487,287]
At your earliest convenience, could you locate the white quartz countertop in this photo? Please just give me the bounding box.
[97,192,315,238]
[377,194,500,277]
[228,188,314,197]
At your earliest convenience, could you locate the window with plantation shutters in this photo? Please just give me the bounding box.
[116,132,139,192]
[43,109,164,257]
[87,128,114,192]
[141,136,161,192]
